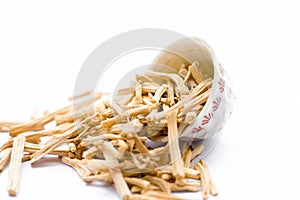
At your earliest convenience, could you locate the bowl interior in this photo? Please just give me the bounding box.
[152,37,214,80]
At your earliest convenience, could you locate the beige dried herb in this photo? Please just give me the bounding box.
[0,60,217,200]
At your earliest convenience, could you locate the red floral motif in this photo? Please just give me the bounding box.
[218,78,225,93]
[192,125,204,134]
[213,96,222,112]
[218,63,224,76]
[202,113,213,125]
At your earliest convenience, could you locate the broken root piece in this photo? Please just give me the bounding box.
[0,148,12,172]
[7,135,26,196]
[166,109,185,183]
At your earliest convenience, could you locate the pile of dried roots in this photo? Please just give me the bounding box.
[0,62,218,200]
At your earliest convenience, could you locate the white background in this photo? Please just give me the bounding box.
[0,0,300,200]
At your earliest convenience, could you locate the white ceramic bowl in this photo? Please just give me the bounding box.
[153,37,234,158]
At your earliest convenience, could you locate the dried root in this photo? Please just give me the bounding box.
[7,135,26,196]
[0,61,217,200]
